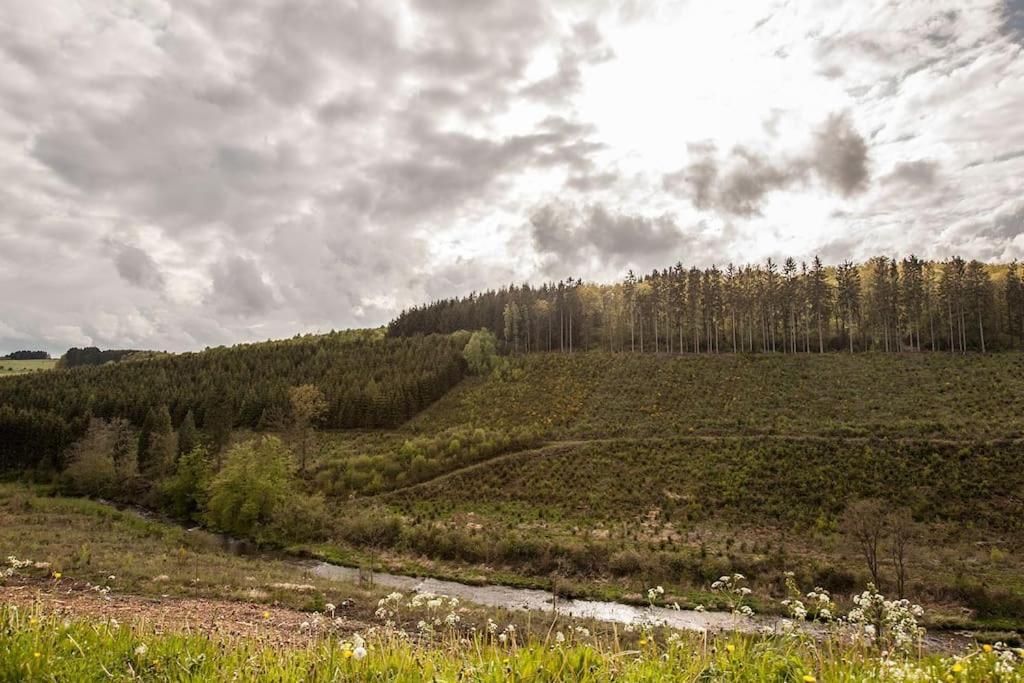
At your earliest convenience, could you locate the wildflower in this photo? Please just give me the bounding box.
[982,644,993,653]
[53,571,62,579]
[134,644,148,656]
[725,644,735,653]
[951,663,964,673]
[555,632,565,644]
[262,611,270,620]
[342,649,353,659]
[324,603,336,616]
[34,652,41,659]
[803,676,816,683]
[352,646,367,660]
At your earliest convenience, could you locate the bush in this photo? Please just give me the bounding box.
[205,436,322,543]
[60,418,138,498]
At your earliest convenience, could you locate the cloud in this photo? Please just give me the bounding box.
[883,160,939,187]
[529,202,727,277]
[663,113,869,216]
[813,112,870,196]
[209,256,277,317]
[113,245,165,290]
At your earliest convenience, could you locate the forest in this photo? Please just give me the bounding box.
[0,331,466,472]
[389,255,1024,354]
[0,350,50,360]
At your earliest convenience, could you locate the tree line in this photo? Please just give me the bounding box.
[58,347,143,367]
[0,332,467,472]
[389,256,1024,354]
[1,350,50,360]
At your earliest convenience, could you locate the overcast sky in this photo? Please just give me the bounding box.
[2,1,1023,354]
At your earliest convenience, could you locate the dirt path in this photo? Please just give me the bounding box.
[1,581,370,648]
[368,432,1024,501]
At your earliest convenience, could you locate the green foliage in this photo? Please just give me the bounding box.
[176,409,198,458]
[463,329,498,375]
[160,445,211,521]
[205,436,325,543]
[311,425,541,497]
[60,418,138,498]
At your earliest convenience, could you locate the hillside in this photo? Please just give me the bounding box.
[409,352,1024,439]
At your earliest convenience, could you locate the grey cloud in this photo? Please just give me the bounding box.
[965,149,1024,169]
[663,112,869,216]
[209,256,277,317]
[716,150,807,217]
[530,202,710,277]
[566,170,619,192]
[1002,0,1024,44]
[812,112,869,196]
[884,160,939,186]
[114,245,165,290]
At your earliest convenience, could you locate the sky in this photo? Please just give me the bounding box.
[1,0,1023,354]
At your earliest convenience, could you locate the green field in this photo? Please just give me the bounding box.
[0,358,57,376]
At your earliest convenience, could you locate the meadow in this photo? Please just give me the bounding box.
[0,359,57,377]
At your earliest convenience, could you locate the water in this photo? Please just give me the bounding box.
[311,561,783,635]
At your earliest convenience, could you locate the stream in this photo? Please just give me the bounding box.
[312,561,791,636]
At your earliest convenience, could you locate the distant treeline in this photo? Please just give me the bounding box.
[0,332,467,471]
[59,347,145,367]
[1,351,50,360]
[389,255,1024,354]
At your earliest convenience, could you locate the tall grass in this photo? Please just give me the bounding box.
[1,606,1020,682]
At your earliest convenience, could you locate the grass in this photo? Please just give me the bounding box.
[0,359,57,377]
[2,606,1022,682]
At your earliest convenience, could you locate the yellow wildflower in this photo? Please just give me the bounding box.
[725,644,735,653]
[803,676,816,683]
[951,662,964,673]
[53,571,62,579]
[982,644,993,653]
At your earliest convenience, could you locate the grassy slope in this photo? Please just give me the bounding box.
[0,359,57,377]
[408,352,1024,439]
